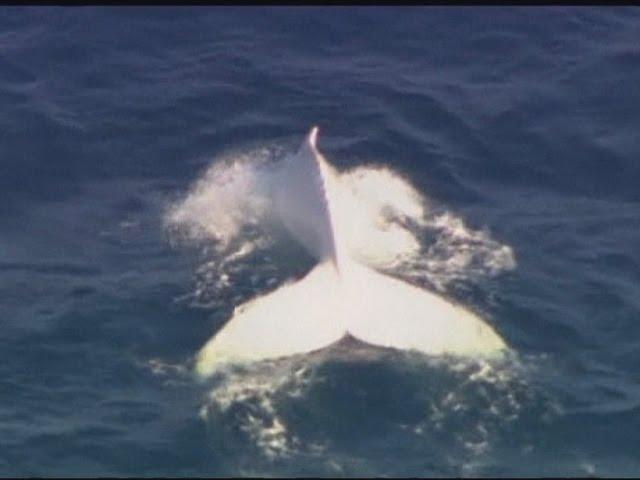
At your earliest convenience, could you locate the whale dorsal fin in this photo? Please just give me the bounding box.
[275,126,343,271]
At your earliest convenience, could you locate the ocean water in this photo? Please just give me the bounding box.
[2,6,640,477]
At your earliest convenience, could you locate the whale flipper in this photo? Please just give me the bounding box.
[195,127,507,377]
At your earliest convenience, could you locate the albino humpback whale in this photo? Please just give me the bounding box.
[195,127,507,377]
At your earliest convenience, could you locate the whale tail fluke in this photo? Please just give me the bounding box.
[195,257,506,378]
[194,127,507,378]
[195,260,345,378]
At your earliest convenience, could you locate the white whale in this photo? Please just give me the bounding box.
[195,127,507,377]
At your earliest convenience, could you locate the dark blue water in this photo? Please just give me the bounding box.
[2,6,640,477]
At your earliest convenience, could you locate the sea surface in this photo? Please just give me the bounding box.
[1,6,640,477]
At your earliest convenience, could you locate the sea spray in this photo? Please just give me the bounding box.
[166,142,516,308]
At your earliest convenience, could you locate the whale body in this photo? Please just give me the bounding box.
[195,127,507,377]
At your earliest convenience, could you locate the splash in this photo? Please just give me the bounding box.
[166,141,515,306]
[166,129,516,376]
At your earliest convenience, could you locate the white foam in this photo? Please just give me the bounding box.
[165,149,276,252]
[327,163,427,269]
